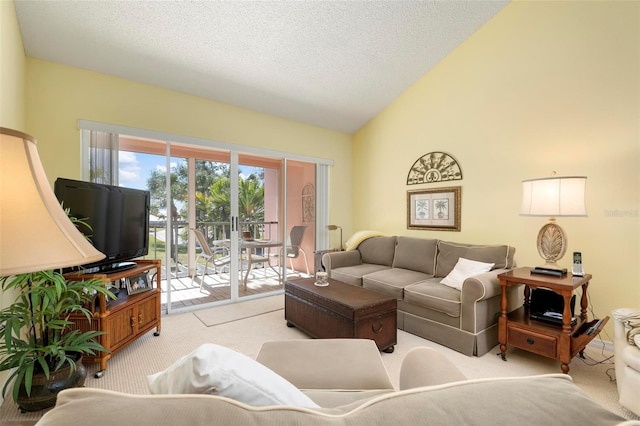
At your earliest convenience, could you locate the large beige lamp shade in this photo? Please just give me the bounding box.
[0,127,105,276]
[520,176,587,268]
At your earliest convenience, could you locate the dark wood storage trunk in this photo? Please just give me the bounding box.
[285,278,397,352]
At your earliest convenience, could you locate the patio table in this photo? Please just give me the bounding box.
[218,239,284,286]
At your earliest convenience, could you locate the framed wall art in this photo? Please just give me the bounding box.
[407,186,461,231]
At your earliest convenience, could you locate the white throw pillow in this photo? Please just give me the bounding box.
[440,257,495,290]
[147,343,320,408]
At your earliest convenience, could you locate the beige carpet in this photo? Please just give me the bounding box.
[193,295,285,326]
[2,295,638,423]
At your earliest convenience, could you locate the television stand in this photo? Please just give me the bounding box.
[64,259,161,377]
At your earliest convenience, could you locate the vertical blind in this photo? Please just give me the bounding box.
[81,129,119,185]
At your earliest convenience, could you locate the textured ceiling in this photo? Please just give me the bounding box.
[14,1,509,134]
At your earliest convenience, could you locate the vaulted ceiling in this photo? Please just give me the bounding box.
[14,1,509,133]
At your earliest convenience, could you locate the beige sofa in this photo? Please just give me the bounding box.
[322,236,519,356]
[35,339,628,425]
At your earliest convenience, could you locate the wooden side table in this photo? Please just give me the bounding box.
[498,267,608,374]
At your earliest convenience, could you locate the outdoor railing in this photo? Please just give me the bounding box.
[148,220,279,271]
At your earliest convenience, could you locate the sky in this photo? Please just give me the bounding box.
[119,151,167,190]
[118,151,261,191]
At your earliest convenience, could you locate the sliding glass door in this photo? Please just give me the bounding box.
[81,124,327,315]
[170,143,234,309]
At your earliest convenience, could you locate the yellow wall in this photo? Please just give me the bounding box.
[24,58,353,233]
[354,1,640,335]
[0,0,25,130]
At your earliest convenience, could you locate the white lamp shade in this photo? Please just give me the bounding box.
[0,127,105,276]
[520,176,587,217]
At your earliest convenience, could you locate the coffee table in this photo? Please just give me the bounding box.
[284,277,397,352]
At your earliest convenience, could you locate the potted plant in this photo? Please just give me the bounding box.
[0,270,113,411]
[0,212,114,411]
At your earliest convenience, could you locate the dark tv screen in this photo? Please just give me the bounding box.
[54,178,150,273]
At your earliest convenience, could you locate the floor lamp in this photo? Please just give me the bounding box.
[327,225,343,251]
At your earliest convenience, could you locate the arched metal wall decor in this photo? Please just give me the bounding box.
[407,152,462,185]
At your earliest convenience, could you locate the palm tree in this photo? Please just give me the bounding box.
[435,200,448,218]
[238,178,265,219]
[197,175,265,237]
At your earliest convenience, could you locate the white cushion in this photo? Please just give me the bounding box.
[440,257,495,290]
[147,343,320,408]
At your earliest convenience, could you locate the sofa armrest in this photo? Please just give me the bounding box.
[459,268,519,333]
[461,268,511,302]
[322,250,361,277]
[399,347,466,390]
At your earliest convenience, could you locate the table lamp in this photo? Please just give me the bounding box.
[520,175,587,271]
[0,127,105,276]
[327,225,343,251]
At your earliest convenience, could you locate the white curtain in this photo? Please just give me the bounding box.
[315,164,330,250]
[81,129,119,184]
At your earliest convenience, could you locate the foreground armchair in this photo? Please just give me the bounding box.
[613,308,640,417]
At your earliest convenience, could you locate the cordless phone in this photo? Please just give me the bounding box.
[572,252,584,277]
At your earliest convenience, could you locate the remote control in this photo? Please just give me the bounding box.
[534,266,567,273]
[572,252,584,276]
[531,267,567,277]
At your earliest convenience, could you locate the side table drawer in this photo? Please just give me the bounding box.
[507,326,557,358]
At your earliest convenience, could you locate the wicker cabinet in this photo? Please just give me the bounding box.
[65,259,161,377]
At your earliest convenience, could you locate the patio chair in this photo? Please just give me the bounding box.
[277,225,310,276]
[190,228,231,291]
[240,249,271,287]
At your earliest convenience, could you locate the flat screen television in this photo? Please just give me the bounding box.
[54,178,150,273]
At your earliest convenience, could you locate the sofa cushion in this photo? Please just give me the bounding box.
[147,343,319,408]
[440,258,495,290]
[435,241,514,278]
[256,339,395,408]
[331,264,392,287]
[404,279,462,318]
[358,236,397,266]
[392,236,438,275]
[362,268,433,299]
